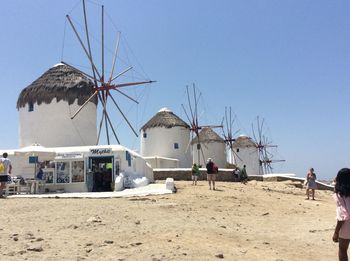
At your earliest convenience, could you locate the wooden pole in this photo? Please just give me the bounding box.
[101,5,104,82]
[82,0,101,82]
[109,93,139,137]
[108,32,121,84]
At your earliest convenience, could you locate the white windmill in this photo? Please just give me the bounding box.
[181,84,223,167]
[251,116,285,174]
[61,0,155,145]
[221,106,241,167]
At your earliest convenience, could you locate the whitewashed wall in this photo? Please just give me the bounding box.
[144,156,179,169]
[140,127,191,168]
[18,99,97,148]
[233,147,260,175]
[192,142,226,168]
[120,149,154,183]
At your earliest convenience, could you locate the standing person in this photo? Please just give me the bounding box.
[191,163,200,185]
[0,152,12,198]
[206,158,216,190]
[36,167,44,180]
[240,165,248,183]
[305,168,317,200]
[232,167,240,182]
[332,168,350,261]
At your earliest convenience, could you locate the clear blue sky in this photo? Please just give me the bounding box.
[1,0,349,180]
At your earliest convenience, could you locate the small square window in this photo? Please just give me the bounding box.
[174,143,179,149]
[143,133,147,138]
[28,102,34,112]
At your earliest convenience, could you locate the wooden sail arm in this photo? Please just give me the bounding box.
[256,144,278,148]
[201,125,223,129]
[190,124,222,132]
[98,80,155,91]
[270,159,286,163]
[66,14,102,83]
[265,145,278,148]
[260,159,286,164]
[70,90,98,119]
[113,89,139,104]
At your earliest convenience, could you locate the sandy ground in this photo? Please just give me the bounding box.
[0,180,338,261]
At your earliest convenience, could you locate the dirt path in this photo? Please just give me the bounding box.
[0,180,337,260]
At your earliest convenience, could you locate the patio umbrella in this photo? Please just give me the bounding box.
[14,144,56,157]
[14,144,56,178]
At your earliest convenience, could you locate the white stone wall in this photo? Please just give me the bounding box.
[192,142,226,168]
[140,127,191,168]
[233,147,260,175]
[144,156,179,169]
[18,99,97,148]
[117,149,154,183]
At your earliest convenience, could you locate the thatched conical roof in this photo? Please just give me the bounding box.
[191,127,224,144]
[17,64,97,109]
[141,108,189,131]
[232,135,257,148]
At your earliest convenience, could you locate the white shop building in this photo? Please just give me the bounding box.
[2,145,153,193]
[1,145,154,192]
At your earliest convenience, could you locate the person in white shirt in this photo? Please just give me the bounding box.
[0,152,12,198]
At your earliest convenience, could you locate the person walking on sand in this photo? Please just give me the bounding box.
[305,167,317,200]
[191,163,200,185]
[240,165,248,183]
[0,152,12,198]
[206,158,216,190]
[332,168,350,261]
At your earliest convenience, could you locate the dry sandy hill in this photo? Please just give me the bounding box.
[0,180,337,260]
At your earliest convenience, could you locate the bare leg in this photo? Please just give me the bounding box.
[312,189,315,200]
[306,189,310,199]
[339,238,350,261]
[0,182,6,197]
[195,176,198,185]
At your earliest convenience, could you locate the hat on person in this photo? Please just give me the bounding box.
[207,158,212,162]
